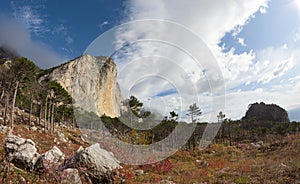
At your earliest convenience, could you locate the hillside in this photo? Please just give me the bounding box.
[0,50,299,183]
[0,107,299,183]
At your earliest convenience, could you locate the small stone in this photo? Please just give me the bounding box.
[135,169,144,176]
[61,168,82,184]
[20,176,26,183]
[31,126,38,131]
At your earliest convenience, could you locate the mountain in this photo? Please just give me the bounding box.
[41,54,123,118]
[242,102,290,122]
[0,46,18,60]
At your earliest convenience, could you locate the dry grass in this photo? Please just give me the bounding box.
[0,105,299,183]
[1,126,299,183]
[113,133,300,184]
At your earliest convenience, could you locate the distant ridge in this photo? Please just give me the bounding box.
[0,46,19,60]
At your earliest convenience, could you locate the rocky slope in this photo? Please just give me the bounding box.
[42,54,123,118]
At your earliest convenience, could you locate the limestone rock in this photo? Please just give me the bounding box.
[43,54,123,118]
[57,130,68,143]
[250,140,264,148]
[61,168,82,184]
[35,146,65,172]
[135,169,144,176]
[31,126,38,131]
[4,133,39,170]
[62,143,121,183]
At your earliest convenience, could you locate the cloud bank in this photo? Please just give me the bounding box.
[111,0,300,121]
[0,16,67,69]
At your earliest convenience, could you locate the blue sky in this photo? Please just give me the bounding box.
[0,0,300,121]
[0,0,125,62]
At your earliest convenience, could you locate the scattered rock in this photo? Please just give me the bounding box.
[257,141,264,146]
[280,163,288,167]
[57,130,68,143]
[35,146,65,172]
[31,126,38,131]
[20,176,26,183]
[62,143,121,184]
[0,125,8,133]
[4,133,40,170]
[135,169,144,176]
[80,134,87,142]
[251,141,264,148]
[61,168,82,184]
[196,160,209,167]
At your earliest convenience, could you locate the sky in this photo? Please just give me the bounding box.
[0,0,300,122]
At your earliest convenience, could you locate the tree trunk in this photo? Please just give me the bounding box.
[51,103,55,133]
[10,81,19,129]
[44,97,48,133]
[228,123,232,146]
[0,89,4,102]
[3,93,9,126]
[61,110,64,126]
[28,94,33,129]
[48,101,51,127]
[49,102,52,134]
[39,102,42,125]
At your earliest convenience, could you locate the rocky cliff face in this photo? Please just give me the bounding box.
[242,102,289,122]
[44,54,123,118]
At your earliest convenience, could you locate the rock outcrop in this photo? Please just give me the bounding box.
[34,146,65,171]
[242,102,289,122]
[62,143,121,183]
[43,54,123,118]
[4,133,40,170]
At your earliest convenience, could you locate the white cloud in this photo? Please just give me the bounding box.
[65,36,74,45]
[0,16,68,69]
[11,1,48,35]
[98,20,109,29]
[294,27,300,43]
[237,37,246,46]
[53,24,67,35]
[110,0,272,121]
[260,6,268,14]
[259,56,294,84]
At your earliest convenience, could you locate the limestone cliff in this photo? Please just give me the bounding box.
[43,54,123,118]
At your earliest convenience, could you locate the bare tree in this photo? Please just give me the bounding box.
[44,95,49,133]
[28,94,33,129]
[10,81,19,128]
[3,93,9,126]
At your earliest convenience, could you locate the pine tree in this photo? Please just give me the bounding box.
[217,111,226,123]
[186,103,202,123]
